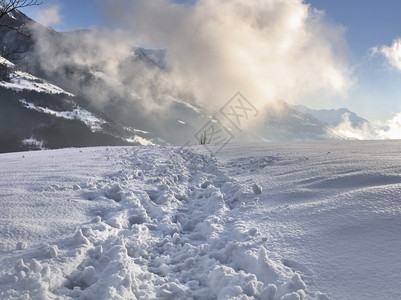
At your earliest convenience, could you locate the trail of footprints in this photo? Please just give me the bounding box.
[3,147,328,299]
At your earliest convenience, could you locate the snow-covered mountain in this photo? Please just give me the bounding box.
[293,105,370,128]
[0,56,162,153]
[252,101,328,142]
[0,9,214,152]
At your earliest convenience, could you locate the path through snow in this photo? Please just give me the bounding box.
[0,146,318,299]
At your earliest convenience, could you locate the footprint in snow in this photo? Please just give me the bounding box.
[252,183,262,195]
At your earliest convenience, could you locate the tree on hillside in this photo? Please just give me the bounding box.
[0,0,41,31]
[0,0,42,35]
[0,0,41,79]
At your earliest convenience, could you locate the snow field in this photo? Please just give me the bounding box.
[0,146,323,299]
[215,141,401,300]
[2,140,401,299]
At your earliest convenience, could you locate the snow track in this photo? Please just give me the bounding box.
[0,146,323,299]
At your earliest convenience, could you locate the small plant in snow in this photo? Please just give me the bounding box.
[199,130,209,145]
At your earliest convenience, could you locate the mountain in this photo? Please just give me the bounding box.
[0,9,372,153]
[0,57,163,153]
[293,105,370,128]
[253,101,329,142]
[0,11,177,153]
[0,8,34,59]
[0,10,224,152]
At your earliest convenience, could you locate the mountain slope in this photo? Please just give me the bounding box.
[255,101,329,141]
[0,56,160,153]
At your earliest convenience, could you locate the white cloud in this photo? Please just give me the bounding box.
[31,0,354,136]
[33,4,62,27]
[374,37,401,72]
[376,112,401,139]
[329,112,401,140]
[95,0,353,112]
[328,113,376,140]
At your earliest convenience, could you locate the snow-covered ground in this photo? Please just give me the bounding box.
[0,70,74,96]
[19,99,107,133]
[0,141,400,299]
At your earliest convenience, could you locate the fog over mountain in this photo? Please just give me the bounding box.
[0,3,393,153]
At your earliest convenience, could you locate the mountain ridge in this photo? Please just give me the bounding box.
[293,104,370,128]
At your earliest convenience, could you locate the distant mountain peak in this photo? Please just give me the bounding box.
[293,105,369,128]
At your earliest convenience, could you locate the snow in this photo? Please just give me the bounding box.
[0,56,73,96]
[0,141,400,299]
[0,70,74,96]
[125,137,156,146]
[123,127,159,146]
[21,138,44,150]
[19,99,106,132]
[8,12,17,20]
[168,96,203,114]
[0,56,15,68]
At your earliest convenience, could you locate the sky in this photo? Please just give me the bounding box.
[305,0,401,121]
[20,0,401,122]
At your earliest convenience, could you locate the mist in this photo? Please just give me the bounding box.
[29,0,354,143]
[96,0,352,109]
[329,112,401,140]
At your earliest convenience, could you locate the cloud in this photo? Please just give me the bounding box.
[328,113,376,140]
[373,37,401,72]
[32,4,62,28]
[30,0,354,142]
[30,27,133,107]
[95,0,352,112]
[328,112,401,140]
